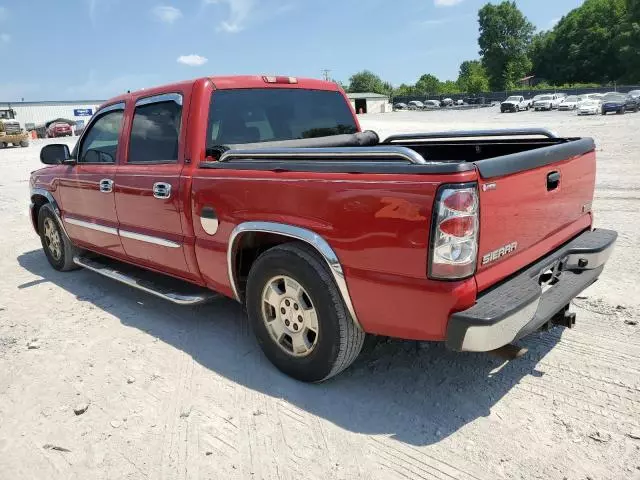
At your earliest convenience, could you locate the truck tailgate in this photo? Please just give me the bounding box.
[474,140,596,291]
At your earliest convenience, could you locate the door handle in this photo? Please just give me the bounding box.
[547,171,560,191]
[99,179,113,193]
[153,182,172,199]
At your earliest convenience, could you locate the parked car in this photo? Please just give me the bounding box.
[424,100,441,109]
[533,94,560,111]
[441,98,454,107]
[393,102,408,111]
[577,98,601,116]
[46,122,73,138]
[31,74,617,382]
[628,90,640,100]
[601,93,638,114]
[407,100,424,110]
[500,95,528,112]
[558,95,582,111]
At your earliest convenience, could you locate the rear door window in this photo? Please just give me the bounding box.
[207,89,357,146]
[128,94,182,163]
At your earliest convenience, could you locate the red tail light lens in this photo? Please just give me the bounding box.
[429,184,479,280]
[438,215,475,237]
[443,190,476,213]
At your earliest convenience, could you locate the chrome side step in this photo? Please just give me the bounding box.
[73,255,219,305]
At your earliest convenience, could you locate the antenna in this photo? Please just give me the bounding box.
[321,69,331,81]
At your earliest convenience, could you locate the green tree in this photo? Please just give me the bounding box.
[530,0,627,84]
[457,60,489,93]
[440,80,461,94]
[394,83,418,96]
[478,1,535,90]
[415,74,441,95]
[347,70,388,94]
[619,0,640,82]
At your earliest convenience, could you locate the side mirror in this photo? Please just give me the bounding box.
[40,144,72,165]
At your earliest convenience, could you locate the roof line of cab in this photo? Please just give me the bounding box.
[100,75,341,111]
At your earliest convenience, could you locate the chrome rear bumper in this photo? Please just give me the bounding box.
[446,229,617,352]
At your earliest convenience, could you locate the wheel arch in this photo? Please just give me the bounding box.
[228,221,362,329]
[30,188,68,238]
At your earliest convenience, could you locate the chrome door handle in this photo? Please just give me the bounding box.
[99,179,113,193]
[153,182,172,199]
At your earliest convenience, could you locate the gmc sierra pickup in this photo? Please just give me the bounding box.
[30,75,617,382]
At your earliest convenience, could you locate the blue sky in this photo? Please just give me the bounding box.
[0,0,584,101]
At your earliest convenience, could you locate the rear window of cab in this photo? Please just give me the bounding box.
[206,88,357,146]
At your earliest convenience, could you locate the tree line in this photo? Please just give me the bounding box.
[345,0,639,97]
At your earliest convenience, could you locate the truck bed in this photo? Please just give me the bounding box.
[203,128,595,179]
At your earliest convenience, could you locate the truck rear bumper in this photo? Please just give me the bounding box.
[446,229,617,352]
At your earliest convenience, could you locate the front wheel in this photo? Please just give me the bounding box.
[246,243,365,382]
[38,204,81,271]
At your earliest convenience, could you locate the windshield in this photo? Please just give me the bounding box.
[505,96,520,101]
[538,96,552,101]
[603,93,625,102]
[207,89,358,146]
[565,96,578,102]
[0,110,15,120]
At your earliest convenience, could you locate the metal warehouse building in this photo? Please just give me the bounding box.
[0,100,105,130]
[346,92,392,114]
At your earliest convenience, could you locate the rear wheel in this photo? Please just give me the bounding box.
[245,243,365,382]
[38,203,81,271]
[20,141,28,147]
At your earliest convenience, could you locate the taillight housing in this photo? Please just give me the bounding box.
[429,183,479,280]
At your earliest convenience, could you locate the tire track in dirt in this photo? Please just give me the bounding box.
[369,437,493,480]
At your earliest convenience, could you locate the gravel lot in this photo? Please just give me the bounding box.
[0,108,639,480]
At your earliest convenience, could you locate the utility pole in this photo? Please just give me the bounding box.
[321,69,331,81]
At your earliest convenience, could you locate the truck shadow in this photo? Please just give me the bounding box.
[18,249,561,447]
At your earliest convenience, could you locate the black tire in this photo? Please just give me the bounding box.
[38,203,81,271]
[20,141,29,147]
[245,242,365,382]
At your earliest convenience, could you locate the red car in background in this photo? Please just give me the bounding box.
[46,122,73,138]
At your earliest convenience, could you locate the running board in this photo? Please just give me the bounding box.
[73,255,219,305]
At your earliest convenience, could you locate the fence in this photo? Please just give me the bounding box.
[392,85,640,105]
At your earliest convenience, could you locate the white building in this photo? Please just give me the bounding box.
[0,100,105,130]
[346,92,392,114]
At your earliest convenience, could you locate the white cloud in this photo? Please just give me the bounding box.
[434,0,463,6]
[0,7,7,21]
[152,5,183,24]
[549,17,560,28]
[0,33,10,43]
[204,0,253,33]
[177,54,208,66]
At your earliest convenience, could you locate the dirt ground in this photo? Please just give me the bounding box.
[1,108,639,480]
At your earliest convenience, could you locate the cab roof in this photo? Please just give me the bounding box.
[103,75,341,109]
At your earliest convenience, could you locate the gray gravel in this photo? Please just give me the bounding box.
[0,107,638,479]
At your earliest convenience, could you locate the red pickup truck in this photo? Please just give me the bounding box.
[30,75,617,382]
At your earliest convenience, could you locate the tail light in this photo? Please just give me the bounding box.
[429,183,479,280]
